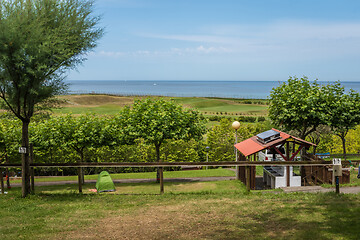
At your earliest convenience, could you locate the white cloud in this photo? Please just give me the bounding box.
[94,51,126,58]
[93,21,360,62]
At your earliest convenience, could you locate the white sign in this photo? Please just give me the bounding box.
[19,147,27,154]
[332,158,341,165]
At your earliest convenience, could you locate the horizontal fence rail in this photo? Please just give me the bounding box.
[1,160,359,168]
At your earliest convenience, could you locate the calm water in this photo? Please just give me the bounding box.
[65,80,360,99]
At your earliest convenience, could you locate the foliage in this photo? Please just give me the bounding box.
[115,98,207,162]
[321,82,360,159]
[32,114,113,162]
[0,0,103,196]
[0,117,21,163]
[268,76,324,139]
[0,0,103,119]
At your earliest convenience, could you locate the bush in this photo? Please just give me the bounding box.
[257,116,266,122]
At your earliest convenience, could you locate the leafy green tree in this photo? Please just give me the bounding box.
[321,82,360,160]
[206,119,234,162]
[32,115,113,191]
[0,0,103,196]
[268,76,324,139]
[115,98,207,190]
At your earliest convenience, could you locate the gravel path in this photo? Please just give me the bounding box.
[7,176,236,187]
[6,176,360,194]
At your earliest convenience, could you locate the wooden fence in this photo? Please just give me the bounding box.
[1,160,359,195]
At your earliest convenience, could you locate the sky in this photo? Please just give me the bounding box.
[68,0,360,81]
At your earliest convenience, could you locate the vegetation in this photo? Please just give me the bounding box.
[0,0,103,197]
[0,184,359,239]
[269,77,360,156]
[268,76,324,139]
[115,98,206,188]
[54,95,268,117]
[322,82,360,160]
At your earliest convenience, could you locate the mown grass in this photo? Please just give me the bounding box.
[0,181,359,240]
[53,95,268,116]
[9,168,235,184]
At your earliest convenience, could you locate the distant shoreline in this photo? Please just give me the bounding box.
[65,80,360,100]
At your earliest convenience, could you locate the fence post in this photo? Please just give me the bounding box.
[160,167,164,194]
[0,169,4,194]
[78,167,83,193]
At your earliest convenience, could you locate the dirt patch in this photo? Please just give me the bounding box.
[57,95,137,107]
[63,199,252,240]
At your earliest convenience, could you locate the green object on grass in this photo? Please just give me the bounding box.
[95,171,116,193]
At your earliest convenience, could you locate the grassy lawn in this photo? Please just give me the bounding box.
[8,168,235,184]
[53,95,268,116]
[0,181,359,240]
[171,97,268,115]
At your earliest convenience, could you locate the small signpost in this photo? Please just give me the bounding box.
[333,158,342,194]
[19,147,27,154]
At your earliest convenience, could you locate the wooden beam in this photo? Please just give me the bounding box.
[0,160,341,168]
[289,145,304,161]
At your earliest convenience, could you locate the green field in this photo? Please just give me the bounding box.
[9,168,235,183]
[1,180,359,239]
[53,95,268,116]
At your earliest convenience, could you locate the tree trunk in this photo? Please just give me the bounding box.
[21,119,31,198]
[341,136,347,161]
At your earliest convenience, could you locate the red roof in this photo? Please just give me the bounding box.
[234,128,316,157]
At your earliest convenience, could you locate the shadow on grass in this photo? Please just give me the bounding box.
[199,192,360,240]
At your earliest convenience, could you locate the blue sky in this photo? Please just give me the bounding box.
[68,0,360,81]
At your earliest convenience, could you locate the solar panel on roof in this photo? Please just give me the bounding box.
[256,130,280,144]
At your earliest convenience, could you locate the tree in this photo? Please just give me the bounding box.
[0,0,103,197]
[322,82,360,160]
[115,98,206,192]
[268,76,325,139]
[32,114,113,192]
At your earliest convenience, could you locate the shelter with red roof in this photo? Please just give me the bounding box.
[234,128,316,190]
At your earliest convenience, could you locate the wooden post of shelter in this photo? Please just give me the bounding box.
[286,141,290,187]
[29,143,35,194]
[245,155,251,192]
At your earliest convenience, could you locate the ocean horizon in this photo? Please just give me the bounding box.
[65,80,360,99]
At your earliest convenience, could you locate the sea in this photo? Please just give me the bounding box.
[65,80,360,99]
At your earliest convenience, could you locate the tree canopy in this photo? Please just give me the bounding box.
[115,98,207,161]
[269,77,360,157]
[321,82,360,159]
[268,76,324,139]
[0,0,103,197]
